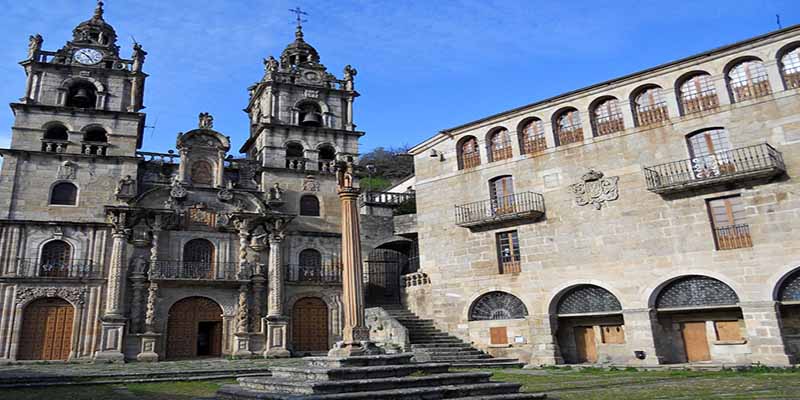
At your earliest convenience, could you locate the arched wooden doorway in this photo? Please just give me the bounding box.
[552,285,624,364]
[292,297,329,353]
[166,297,223,360]
[18,298,74,360]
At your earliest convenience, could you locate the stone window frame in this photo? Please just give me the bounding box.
[456,135,481,170]
[299,194,321,217]
[778,42,800,90]
[590,96,625,137]
[486,127,513,163]
[49,181,79,207]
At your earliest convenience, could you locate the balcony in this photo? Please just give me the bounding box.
[149,261,247,281]
[285,263,342,284]
[360,191,416,215]
[14,259,100,279]
[714,224,753,251]
[455,191,545,228]
[643,143,786,194]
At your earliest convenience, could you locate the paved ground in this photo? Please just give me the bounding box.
[1,362,799,399]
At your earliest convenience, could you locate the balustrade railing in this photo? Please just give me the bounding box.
[455,191,545,227]
[16,258,99,278]
[149,261,245,281]
[286,157,306,171]
[137,151,180,164]
[318,159,335,174]
[285,263,342,283]
[41,140,68,153]
[714,224,753,250]
[643,143,785,193]
[402,272,430,288]
[360,191,415,206]
[636,104,669,126]
[81,142,109,156]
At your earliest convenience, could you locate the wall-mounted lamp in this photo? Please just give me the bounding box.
[429,149,445,161]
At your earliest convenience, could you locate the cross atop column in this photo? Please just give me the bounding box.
[289,7,308,28]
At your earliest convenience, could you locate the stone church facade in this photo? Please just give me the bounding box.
[0,3,364,362]
[406,25,800,366]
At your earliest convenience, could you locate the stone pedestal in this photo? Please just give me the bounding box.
[136,332,160,362]
[263,316,290,358]
[94,318,126,363]
[233,332,253,359]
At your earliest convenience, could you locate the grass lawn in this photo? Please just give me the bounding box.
[484,367,800,399]
[0,379,235,400]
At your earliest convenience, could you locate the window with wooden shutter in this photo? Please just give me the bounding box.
[50,182,78,206]
[554,109,583,146]
[679,74,719,115]
[518,119,547,154]
[707,195,752,250]
[488,129,513,162]
[458,136,481,170]
[496,230,521,274]
[490,327,508,345]
[714,320,743,341]
[489,176,514,215]
[601,325,626,344]
[728,59,771,102]
[633,86,668,126]
[592,98,624,136]
[782,47,800,89]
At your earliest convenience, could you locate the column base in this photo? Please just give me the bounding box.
[94,319,126,363]
[136,332,161,362]
[328,340,385,358]
[263,316,291,358]
[233,332,253,359]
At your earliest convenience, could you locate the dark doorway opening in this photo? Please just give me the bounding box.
[197,321,219,356]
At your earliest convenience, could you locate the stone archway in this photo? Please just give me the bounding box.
[777,268,800,359]
[291,297,329,353]
[551,285,624,364]
[18,297,75,360]
[166,297,223,360]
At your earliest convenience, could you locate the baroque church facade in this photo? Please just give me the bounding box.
[0,3,366,362]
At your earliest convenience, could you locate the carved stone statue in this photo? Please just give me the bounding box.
[336,161,355,190]
[198,112,214,129]
[115,175,137,199]
[269,182,283,201]
[28,34,43,60]
[343,65,357,82]
[264,56,278,74]
[132,43,147,73]
[57,161,77,180]
[130,257,148,274]
[169,176,187,199]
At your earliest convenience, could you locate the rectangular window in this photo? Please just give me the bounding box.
[714,320,743,341]
[496,230,521,274]
[707,195,752,250]
[490,326,508,345]
[601,325,626,344]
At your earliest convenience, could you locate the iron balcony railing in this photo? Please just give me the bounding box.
[149,261,247,281]
[285,263,342,283]
[643,143,785,194]
[16,258,100,278]
[455,191,545,227]
[714,224,753,251]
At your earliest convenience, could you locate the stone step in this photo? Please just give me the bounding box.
[237,372,494,395]
[410,337,464,343]
[217,381,527,399]
[450,394,547,399]
[427,354,493,361]
[416,347,485,355]
[449,361,526,369]
[269,362,451,381]
[412,343,474,349]
[304,353,414,368]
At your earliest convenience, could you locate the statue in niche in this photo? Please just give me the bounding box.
[130,257,148,275]
[115,175,137,199]
[28,34,43,59]
[198,112,214,129]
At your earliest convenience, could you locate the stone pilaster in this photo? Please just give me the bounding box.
[234,284,252,358]
[741,301,794,366]
[621,308,662,366]
[137,281,160,362]
[129,271,147,333]
[526,313,564,366]
[251,269,265,333]
[264,234,290,358]
[94,223,128,363]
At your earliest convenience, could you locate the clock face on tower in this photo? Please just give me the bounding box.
[73,48,104,65]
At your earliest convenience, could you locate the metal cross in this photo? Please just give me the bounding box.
[289,7,308,28]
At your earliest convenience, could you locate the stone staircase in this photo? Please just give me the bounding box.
[382,305,525,369]
[216,353,546,399]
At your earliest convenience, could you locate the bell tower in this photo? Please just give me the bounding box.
[243,18,362,181]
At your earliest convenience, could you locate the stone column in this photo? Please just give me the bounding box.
[94,222,128,363]
[216,150,225,187]
[621,308,662,366]
[711,74,732,107]
[137,227,161,362]
[264,233,290,358]
[234,284,253,358]
[345,96,355,130]
[740,301,794,366]
[129,271,147,334]
[237,223,250,278]
[329,162,383,357]
[764,59,786,94]
[526,313,563,366]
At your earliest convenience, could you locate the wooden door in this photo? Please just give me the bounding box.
[574,326,597,363]
[166,297,223,360]
[681,321,711,362]
[292,297,329,352]
[18,298,74,360]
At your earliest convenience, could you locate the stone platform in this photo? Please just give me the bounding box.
[216,353,547,399]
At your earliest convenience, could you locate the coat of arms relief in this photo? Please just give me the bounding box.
[569,169,619,210]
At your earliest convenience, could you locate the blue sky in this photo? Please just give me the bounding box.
[0,0,798,154]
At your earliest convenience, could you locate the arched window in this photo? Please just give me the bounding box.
[300,195,320,216]
[553,108,583,146]
[469,291,528,321]
[656,275,739,310]
[518,118,546,155]
[83,126,107,142]
[65,82,97,109]
[591,97,624,136]
[457,136,481,170]
[190,160,213,185]
[632,86,668,126]
[299,249,322,267]
[778,269,800,302]
[39,240,71,277]
[318,144,336,173]
[556,285,622,315]
[780,46,800,89]
[487,128,512,162]
[678,73,719,115]
[686,128,731,158]
[183,239,214,279]
[727,59,771,102]
[50,182,78,206]
[286,142,305,170]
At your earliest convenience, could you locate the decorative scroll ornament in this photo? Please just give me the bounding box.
[57,161,78,180]
[15,286,87,306]
[169,176,187,199]
[217,188,233,202]
[198,112,214,129]
[302,175,319,192]
[115,175,137,199]
[570,169,619,210]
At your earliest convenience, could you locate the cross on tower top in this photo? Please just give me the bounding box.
[289,7,308,28]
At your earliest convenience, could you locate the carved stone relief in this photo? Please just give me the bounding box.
[15,286,87,306]
[569,169,619,210]
[57,161,78,180]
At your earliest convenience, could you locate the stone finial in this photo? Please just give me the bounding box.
[198,112,214,129]
[28,34,43,59]
[343,65,357,82]
[264,56,278,73]
[132,42,147,72]
[94,0,105,20]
